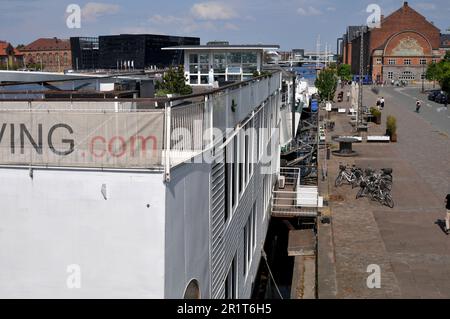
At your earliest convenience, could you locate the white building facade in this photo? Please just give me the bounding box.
[163,44,279,86]
[0,72,283,298]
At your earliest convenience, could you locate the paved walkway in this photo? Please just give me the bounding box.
[318,85,450,299]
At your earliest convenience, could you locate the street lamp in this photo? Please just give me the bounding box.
[421,56,425,93]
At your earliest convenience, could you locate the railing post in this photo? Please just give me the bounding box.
[164,102,172,183]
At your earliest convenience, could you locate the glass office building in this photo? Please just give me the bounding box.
[70,37,100,71]
[98,34,200,70]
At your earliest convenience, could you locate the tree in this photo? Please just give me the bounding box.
[426,51,450,93]
[337,64,352,81]
[155,66,193,96]
[315,68,338,101]
[426,62,442,88]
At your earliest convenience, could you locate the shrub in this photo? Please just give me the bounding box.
[370,107,381,117]
[386,116,397,135]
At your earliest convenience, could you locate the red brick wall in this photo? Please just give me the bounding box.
[370,3,440,53]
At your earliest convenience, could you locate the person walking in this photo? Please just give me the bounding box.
[380,97,385,109]
[445,194,450,234]
[376,97,381,110]
[415,99,422,113]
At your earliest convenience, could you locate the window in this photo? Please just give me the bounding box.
[388,59,396,65]
[387,71,394,80]
[199,54,209,74]
[432,59,437,64]
[225,144,231,223]
[243,208,256,277]
[376,58,382,65]
[404,59,411,65]
[213,53,226,73]
[184,280,201,299]
[190,75,199,85]
[189,54,199,74]
[225,257,237,299]
[239,131,244,195]
[399,71,415,80]
[252,203,257,252]
[242,52,258,73]
[232,135,238,209]
[420,58,427,65]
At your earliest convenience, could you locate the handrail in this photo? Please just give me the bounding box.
[167,71,281,102]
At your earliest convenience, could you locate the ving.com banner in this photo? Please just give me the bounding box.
[0,111,164,168]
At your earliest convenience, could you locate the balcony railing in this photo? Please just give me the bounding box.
[0,72,282,176]
[271,167,321,218]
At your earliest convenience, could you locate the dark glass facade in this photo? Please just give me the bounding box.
[98,34,200,69]
[70,37,100,70]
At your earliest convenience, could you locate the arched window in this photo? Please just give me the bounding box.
[183,279,201,299]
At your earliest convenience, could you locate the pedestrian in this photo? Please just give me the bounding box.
[380,97,385,109]
[415,99,422,113]
[376,97,381,109]
[445,194,450,234]
[347,91,350,102]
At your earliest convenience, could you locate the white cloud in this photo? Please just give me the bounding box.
[82,2,120,22]
[297,6,322,16]
[326,7,336,12]
[191,1,237,20]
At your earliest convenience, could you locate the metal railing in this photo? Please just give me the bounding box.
[0,72,282,175]
[271,167,319,217]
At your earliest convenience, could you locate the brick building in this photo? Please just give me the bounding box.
[339,2,446,84]
[0,41,23,69]
[21,38,72,72]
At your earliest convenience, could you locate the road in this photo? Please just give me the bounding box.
[377,86,449,135]
[318,85,450,299]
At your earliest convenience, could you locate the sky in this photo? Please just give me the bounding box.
[0,0,449,51]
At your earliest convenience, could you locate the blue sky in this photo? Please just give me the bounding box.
[1,0,449,51]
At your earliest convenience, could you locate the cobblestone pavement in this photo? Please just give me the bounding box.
[319,85,450,299]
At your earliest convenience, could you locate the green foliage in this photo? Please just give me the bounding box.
[0,62,21,70]
[155,66,193,96]
[426,62,443,82]
[426,52,450,94]
[337,64,352,81]
[24,63,44,71]
[315,68,338,101]
[386,115,397,136]
[370,107,381,117]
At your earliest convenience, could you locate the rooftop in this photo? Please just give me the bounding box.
[163,44,280,51]
[22,38,70,52]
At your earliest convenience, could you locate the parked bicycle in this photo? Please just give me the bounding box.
[335,164,362,187]
[335,164,394,208]
[356,169,394,208]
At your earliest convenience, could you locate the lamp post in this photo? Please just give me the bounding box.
[421,56,425,93]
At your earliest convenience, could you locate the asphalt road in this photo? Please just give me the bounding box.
[371,86,449,135]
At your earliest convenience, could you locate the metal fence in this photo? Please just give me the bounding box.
[0,72,282,172]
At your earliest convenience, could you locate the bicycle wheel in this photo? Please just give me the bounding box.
[335,174,343,187]
[384,194,394,209]
[356,187,364,199]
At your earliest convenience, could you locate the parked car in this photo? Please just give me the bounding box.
[435,92,449,104]
[428,90,441,101]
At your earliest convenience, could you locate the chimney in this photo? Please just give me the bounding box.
[404,1,408,7]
